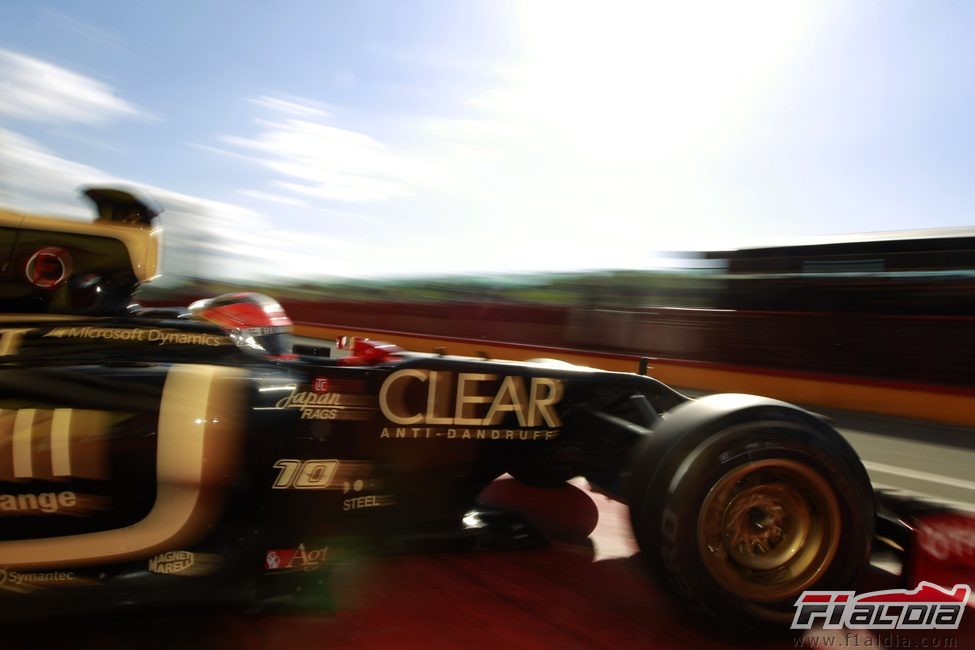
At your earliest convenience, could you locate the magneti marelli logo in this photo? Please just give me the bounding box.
[792,582,970,630]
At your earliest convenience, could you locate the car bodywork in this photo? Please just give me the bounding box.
[0,307,685,614]
[0,187,162,315]
[0,188,967,625]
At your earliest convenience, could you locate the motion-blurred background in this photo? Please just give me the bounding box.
[1,2,972,430]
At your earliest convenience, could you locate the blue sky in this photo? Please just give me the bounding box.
[1,1,973,280]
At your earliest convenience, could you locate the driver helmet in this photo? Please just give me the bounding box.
[189,292,294,357]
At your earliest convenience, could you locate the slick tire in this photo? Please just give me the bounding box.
[627,394,873,626]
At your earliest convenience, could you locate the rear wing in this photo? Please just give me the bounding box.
[83,187,162,226]
[0,187,164,314]
[0,186,164,284]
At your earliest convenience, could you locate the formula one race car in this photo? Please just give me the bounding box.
[0,188,886,626]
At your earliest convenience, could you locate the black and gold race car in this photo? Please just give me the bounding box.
[0,188,880,626]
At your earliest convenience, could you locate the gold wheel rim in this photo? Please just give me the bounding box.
[697,458,842,603]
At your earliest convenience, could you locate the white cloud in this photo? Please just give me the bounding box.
[182,3,853,276]
[0,128,114,217]
[237,189,308,207]
[41,9,125,50]
[187,142,261,164]
[0,128,379,281]
[0,49,149,124]
[0,126,660,278]
[248,95,331,119]
[215,96,430,204]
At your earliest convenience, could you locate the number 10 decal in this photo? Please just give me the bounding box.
[272,459,338,489]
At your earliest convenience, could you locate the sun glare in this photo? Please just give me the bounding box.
[452,0,833,259]
[511,1,822,160]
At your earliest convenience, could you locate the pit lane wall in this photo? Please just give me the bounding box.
[286,301,975,426]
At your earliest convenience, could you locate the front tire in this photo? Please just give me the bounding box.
[629,395,873,626]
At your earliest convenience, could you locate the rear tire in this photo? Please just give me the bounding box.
[628,395,873,626]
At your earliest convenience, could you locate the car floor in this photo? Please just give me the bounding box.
[2,478,973,650]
